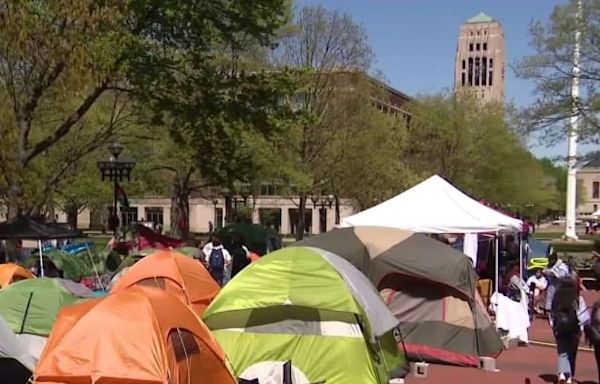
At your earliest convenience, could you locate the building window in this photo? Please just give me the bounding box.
[461,72,465,86]
[593,182,600,199]
[469,43,473,51]
[259,208,281,233]
[215,208,224,229]
[470,31,473,36]
[120,207,138,227]
[488,59,493,86]
[481,56,487,86]
[595,204,598,212]
[474,57,481,86]
[476,43,480,51]
[468,57,473,86]
[477,30,480,36]
[484,30,487,35]
[462,60,466,69]
[169,328,200,362]
[259,184,281,196]
[483,43,488,50]
[145,207,164,226]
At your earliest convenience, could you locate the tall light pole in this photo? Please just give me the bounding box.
[97,142,135,236]
[565,0,583,240]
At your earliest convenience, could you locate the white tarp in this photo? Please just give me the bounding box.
[341,175,522,234]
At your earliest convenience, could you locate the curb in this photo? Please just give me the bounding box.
[529,339,594,352]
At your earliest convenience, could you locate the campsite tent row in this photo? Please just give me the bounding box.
[0,234,502,383]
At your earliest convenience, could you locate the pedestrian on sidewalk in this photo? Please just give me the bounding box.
[585,300,600,384]
[551,277,590,384]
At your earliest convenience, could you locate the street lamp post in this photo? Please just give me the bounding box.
[97,142,135,236]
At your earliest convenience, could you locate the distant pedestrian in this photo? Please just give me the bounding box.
[544,252,571,314]
[585,300,600,384]
[228,232,251,278]
[203,236,231,286]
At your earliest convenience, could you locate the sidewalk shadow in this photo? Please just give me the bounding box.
[540,375,598,384]
[539,374,556,383]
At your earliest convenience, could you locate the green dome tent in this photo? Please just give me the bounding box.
[203,246,407,383]
[217,223,281,255]
[0,278,93,336]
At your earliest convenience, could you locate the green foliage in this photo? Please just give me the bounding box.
[0,0,291,215]
[406,92,561,214]
[516,0,600,144]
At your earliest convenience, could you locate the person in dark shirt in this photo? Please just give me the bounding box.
[229,232,251,278]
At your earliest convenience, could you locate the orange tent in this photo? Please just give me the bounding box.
[0,263,35,288]
[110,249,219,315]
[34,286,236,384]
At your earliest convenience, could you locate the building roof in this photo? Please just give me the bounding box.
[582,158,600,168]
[466,12,495,24]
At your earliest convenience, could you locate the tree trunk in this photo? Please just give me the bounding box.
[46,199,56,223]
[5,179,22,262]
[224,195,234,224]
[334,195,340,225]
[66,203,79,230]
[169,187,190,239]
[296,194,307,241]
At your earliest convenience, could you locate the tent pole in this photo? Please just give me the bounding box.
[86,244,104,290]
[519,234,523,281]
[494,233,499,297]
[38,239,45,277]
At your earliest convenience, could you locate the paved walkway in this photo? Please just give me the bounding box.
[405,345,598,384]
[405,290,600,384]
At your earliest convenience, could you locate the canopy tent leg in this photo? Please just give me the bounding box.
[38,240,45,277]
[494,233,499,297]
[518,234,523,281]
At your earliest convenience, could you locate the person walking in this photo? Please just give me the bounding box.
[585,300,600,384]
[228,232,251,278]
[544,252,571,315]
[203,236,232,286]
[551,277,590,384]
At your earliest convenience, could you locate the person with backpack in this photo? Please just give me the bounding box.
[204,236,232,286]
[544,252,572,315]
[585,300,600,384]
[551,277,590,384]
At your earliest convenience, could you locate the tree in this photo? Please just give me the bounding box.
[537,157,587,212]
[405,92,561,214]
[317,75,417,211]
[54,159,112,230]
[0,0,291,217]
[270,5,373,239]
[516,0,600,145]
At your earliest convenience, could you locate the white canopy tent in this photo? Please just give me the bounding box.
[341,175,523,297]
[341,175,522,233]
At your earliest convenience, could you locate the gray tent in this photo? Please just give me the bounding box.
[297,226,502,366]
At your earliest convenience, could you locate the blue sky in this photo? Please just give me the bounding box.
[295,0,593,159]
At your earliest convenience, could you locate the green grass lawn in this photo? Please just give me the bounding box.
[533,232,598,240]
[78,235,112,248]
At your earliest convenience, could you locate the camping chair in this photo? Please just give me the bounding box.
[477,279,492,309]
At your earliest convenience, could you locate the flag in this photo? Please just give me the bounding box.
[115,183,129,209]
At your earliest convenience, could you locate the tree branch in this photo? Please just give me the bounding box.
[23,80,108,165]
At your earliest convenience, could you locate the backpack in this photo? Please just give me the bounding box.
[553,302,579,336]
[209,248,225,273]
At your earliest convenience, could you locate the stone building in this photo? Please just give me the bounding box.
[577,159,600,215]
[455,12,505,103]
